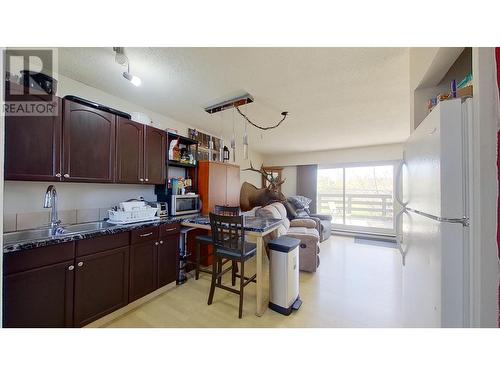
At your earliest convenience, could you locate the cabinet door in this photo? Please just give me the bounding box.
[129,241,158,302]
[144,126,166,184]
[225,165,240,206]
[4,97,62,181]
[158,233,179,288]
[207,162,227,214]
[62,100,116,182]
[73,246,130,327]
[116,118,144,183]
[3,260,74,328]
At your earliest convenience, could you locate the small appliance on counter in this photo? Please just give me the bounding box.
[146,201,169,218]
[170,193,201,216]
[107,200,159,224]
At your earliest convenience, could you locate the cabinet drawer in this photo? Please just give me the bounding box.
[76,232,130,256]
[159,223,180,237]
[3,242,75,276]
[131,226,159,244]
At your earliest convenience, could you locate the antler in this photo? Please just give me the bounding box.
[243,161,286,191]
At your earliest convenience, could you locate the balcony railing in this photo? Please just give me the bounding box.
[318,192,393,223]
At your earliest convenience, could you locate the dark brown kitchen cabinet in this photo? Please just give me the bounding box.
[129,227,160,302]
[4,97,62,181]
[62,99,116,182]
[158,225,180,288]
[115,118,144,183]
[73,246,130,327]
[145,126,166,184]
[3,259,75,328]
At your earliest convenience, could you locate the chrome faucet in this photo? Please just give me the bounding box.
[44,185,61,233]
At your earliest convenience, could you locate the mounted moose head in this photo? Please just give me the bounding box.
[239,161,286,212]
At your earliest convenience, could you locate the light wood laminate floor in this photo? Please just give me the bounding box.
[103,235,403,328]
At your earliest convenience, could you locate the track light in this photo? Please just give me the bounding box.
[114,47,141,87]
[123,71,141,86]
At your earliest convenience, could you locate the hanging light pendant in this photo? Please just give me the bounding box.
[231,106,236,162]
[242,107,249,160]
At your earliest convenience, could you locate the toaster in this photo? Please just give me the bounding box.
[147,201,169,217]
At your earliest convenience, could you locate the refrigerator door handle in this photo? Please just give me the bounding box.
[407,208,470,227]
[395,209,407,266]
[395,160,408,208]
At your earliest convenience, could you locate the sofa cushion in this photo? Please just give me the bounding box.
[290,218,317,229]
[282,200,297,219]
[269,202,287,218]
[287,226,320,240]
[288,195,313,213]
[256,205,281,220]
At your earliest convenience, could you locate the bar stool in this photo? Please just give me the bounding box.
[207,212,257,318]
[194,205,240,281]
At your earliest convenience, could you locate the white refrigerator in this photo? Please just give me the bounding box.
[397,98,472,328]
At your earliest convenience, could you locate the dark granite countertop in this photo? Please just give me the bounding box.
[3,216,194,254]
[3,214,283,254]
[182,215,283,233]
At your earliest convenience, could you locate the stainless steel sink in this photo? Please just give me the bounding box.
[3,221,117,245]
[61,221,116,234]
[3,228,60,244]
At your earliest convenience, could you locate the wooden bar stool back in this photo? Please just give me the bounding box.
[207,213,257,318]
[193,205,240,280]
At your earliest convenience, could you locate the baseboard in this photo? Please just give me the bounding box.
[83,281,177,328]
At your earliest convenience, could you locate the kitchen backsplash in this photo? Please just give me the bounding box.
[3,207,112,232]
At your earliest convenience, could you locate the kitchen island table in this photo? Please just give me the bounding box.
[181,215,283,317]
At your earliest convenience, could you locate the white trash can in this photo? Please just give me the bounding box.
[268,236,302,315]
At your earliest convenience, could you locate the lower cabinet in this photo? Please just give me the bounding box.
[129,240,158,302]
[3,224,180,327]
[158,234,179,288]
[73,246,130,327]
[3,259,75,328]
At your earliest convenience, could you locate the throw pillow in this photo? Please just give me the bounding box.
[288,195,312,211]
[282,201,297,220]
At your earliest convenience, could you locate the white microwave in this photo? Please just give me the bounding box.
[170,194,201,216]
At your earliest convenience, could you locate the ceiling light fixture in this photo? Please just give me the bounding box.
[205,92,288,161]
[113,47,141,87]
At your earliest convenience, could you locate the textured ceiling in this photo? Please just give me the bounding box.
[58,47,410,155]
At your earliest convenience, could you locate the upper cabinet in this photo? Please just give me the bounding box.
[4,96,62,181]
[145,126,166,184]
[115,118,145,183]
[115,119,166,185]
[63,100,116,182]
[4,88,166,185]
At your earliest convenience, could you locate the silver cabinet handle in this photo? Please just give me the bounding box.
[155,241,159,246]
[77,261,84,267]
[164,228,176,232]
[145,178,149,182]
[64,173,70,178]
[159,240,163,244]
[55,173,62,178]
[139,232,153,237]
[68,265,74,271]
[139,178,144,182]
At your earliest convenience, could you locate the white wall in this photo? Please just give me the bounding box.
[264,144,403,198]
[280,166,297,197]
[470,48,499,327]
[262,143,403,167]
[3,72,264,213]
